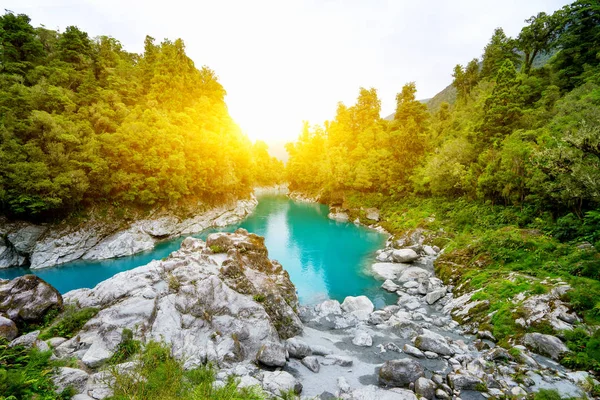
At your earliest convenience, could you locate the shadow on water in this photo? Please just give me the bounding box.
[0,195,394,307]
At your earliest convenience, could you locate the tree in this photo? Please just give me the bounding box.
[482,60,523,143]
[481,28,520,79]
[453,58,480,99]
[552,0,600,89]
[0,12,44,75]
[517,11,564,75]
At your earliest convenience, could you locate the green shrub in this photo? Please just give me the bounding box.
[107,341,266,400]
[0,339,74,400]
[253,294,266,303]
[531,389,562,400]
[108,328,141,365]
[209,245,226,253]
[40,306,98,340]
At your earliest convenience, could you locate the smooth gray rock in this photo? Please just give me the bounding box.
[397,267,431,282]
[262,370,302,395]
[382,279,400,292]
[24,198,257,270]
[0,275,62,323]
[372,263,409,280]
[341,295,374,320]
[414,329,455,356]
[414,377,436,399]
[379,359,425,387]
[256,342,287,367]
[301,355,320,373]
[523,333,569,360]
[8,225,47,254]
[10,330,40,348]
[425,287,446,305]
[448,372,483,390]
[403,344,425,358]
[392,249,419,263]
[286,337,312,359]
[315,300,342,316]
[0,315,18,341]
[52,367,89,394]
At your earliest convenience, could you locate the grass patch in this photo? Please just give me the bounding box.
[107,341,267,400]
[39,306,98,340]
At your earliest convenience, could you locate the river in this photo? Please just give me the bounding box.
[0,195,394,306]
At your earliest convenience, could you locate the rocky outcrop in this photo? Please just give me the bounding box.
[522,333,569,360]
[0,198,257,270]
[0,275,63,325]
[53,229,301,371]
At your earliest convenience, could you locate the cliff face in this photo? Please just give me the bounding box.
[0,198,257,270]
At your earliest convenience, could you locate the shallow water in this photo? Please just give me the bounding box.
[0,195,393,306]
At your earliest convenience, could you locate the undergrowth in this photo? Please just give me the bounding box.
[0,339,74,400]
[106,341,267,400]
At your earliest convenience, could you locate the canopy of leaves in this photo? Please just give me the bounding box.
[0,12,281,219]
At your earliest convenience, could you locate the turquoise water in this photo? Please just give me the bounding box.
[0,195,393,306]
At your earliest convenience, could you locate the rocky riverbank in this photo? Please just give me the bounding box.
[1,228,598,399]
[0,197,257,270]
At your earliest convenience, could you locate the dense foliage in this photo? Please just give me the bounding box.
[286,0,600,221]
[106,340,269,400]
[0,12,282,219]
[0,339,75,400]
[285,0,600,370]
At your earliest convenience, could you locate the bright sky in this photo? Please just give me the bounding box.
[8,0,570,146]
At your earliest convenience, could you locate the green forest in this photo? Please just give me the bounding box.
[0,12,283,219]
[285,0,600,370]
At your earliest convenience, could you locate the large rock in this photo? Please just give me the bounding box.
[0,315,18,341]
[391,249,419,263]
[523,333,569,360]
[372,263,409,280]
[285,337,312,359]
[52,367,89,394]
[10,330,40,348]
[414,329,454,356]
[425,287,446,305]
[379,359,425,387]
[82,227,155,261]
[414,377,437,399]
[256,342,287,367]
[397,267,431,282]
[341,295,374,320]
[7,225,47,254]
[57,230,301,369]
[301,356,320,373]
[0,275,62,323]
[448,372,483,390]
[262,370,302,395]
